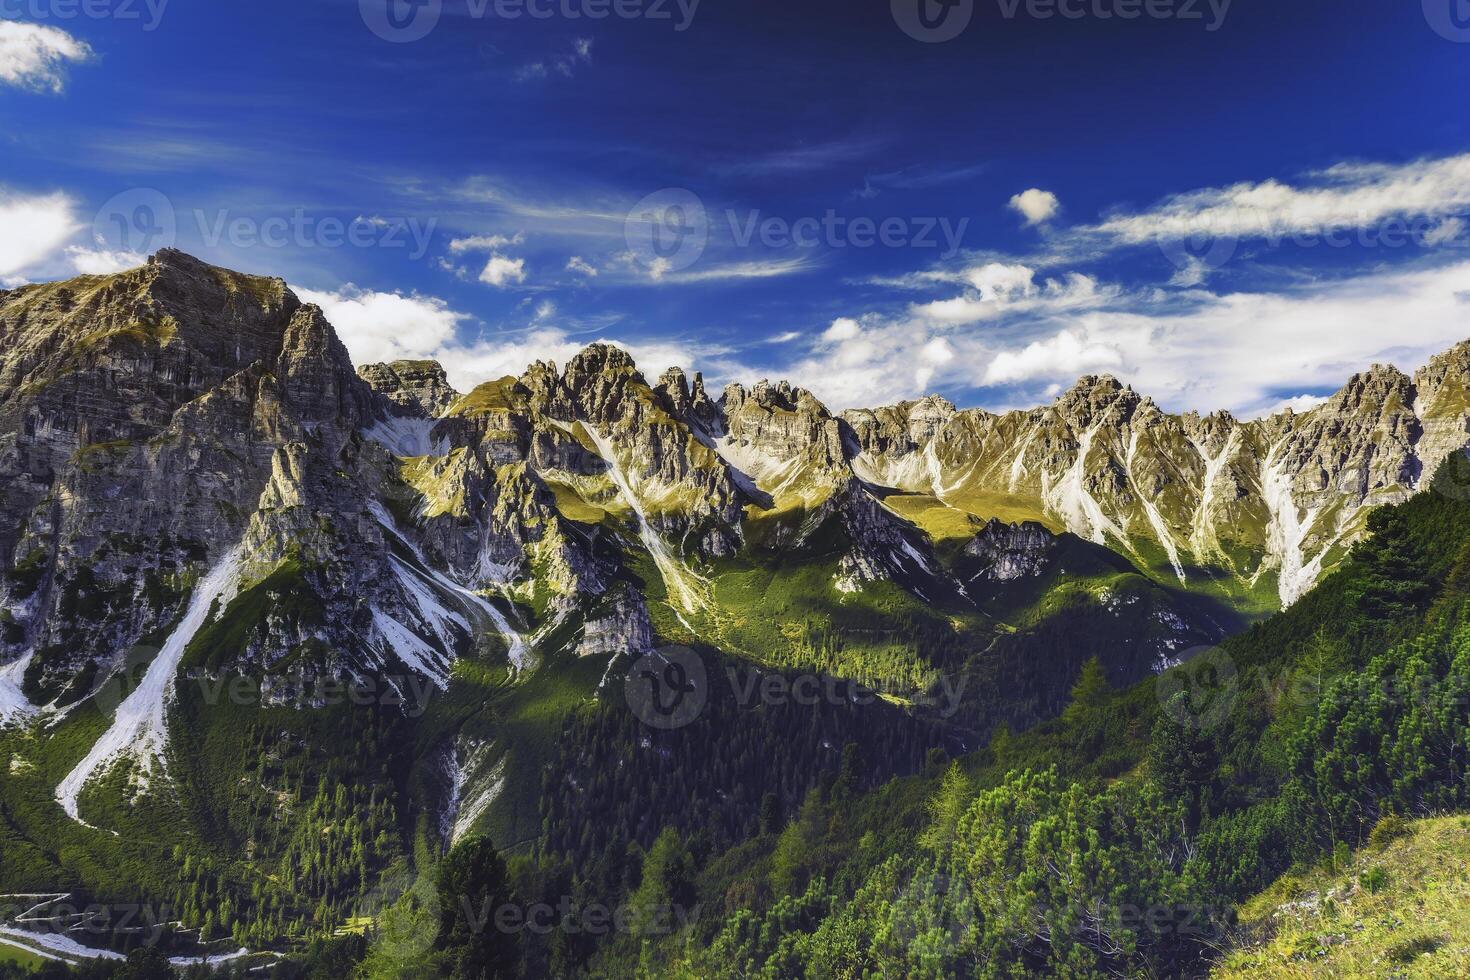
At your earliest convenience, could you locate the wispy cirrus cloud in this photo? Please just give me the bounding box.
[641,255,817,285]
[853,162,988,199]
[716,136,884,179]
[1085,151,1470,247]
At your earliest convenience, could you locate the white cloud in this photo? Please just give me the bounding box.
[1090,152,1470,245]
[519,36,594,83]
[736,151,1470,413]
[913,265,1117,326]
[669,257,815,283]
[0,190,79,276]
[0,21,92,93]
[64,246,145,276]
[1167,255,1213,289]
[295,285,466,368]
[965,262,1039,297]
[479,255,527,288]
[1009,188,1059,226]
[915,337,955,390]
[1424,217,1466,248]
[982,328,1126,385]
[757,256,1470,416]
[1263,394,1331,417]
[766,331,802,344]
[566,256,598,277]
[972,259,1470,415]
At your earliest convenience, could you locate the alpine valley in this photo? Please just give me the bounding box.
[4,250,1470,978]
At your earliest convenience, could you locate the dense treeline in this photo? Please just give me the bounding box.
[540,651,953,867]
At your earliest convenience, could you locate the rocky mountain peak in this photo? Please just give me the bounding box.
[724,378,831,420]
[564,343,640,385]
[1323,363,1415,416]
[1180,409,1240,456]
[1053,374,1139,429]
[906,393,958,419]
[359,360,460,418]
[656,366,692,411]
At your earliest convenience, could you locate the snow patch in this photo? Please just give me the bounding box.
[1127,431,1186,584]
[55,546,245,825]
[0,925,256,969]
[1260,448,1324,607]
[1187,429,1239,567]
[370,502,529,671]
[0,650,36,727]
[371,608,449,685]
[0,927,123,964]
[363,416,448,458]
[1043,426,1125,547]
[452,756,505,845]
[1008,426,1042,491]
[585,424,709,622]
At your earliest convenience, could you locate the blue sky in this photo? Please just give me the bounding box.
[3,0,1470,416]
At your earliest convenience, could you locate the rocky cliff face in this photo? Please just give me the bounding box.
[964,519,1056,582]
[0,252,517,732]
[359,359,460,417]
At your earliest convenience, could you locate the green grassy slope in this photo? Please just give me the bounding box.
[1218,815,1470,977]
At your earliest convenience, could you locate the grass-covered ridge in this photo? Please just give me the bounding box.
[1219,815,1470,977]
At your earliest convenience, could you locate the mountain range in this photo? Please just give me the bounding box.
[2,249,1469,972]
